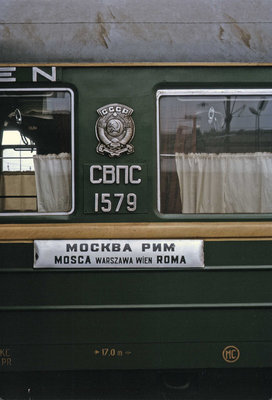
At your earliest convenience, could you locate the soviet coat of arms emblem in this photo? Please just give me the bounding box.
[95,103,135,157]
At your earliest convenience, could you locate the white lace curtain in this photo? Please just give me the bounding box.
[175,152,272,213]
[33,153,71,212]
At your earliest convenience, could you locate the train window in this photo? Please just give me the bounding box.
[157,89,272,214]
[0,88,74,214]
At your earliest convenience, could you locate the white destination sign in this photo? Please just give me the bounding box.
[34,239,204,269]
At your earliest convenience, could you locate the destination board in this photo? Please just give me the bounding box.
[34,239,204,269]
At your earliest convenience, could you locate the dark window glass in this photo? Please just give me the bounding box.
[158,90,272,214]
[0,89,73,214]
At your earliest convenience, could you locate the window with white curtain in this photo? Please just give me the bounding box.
[0,88,74,214]
[157,89,272,214]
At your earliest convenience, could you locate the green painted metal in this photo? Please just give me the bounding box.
[1,65,272,223]
[0,66,271,371]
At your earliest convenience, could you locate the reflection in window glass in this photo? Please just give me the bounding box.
[2,130,36,171]
[3,149,36,171]
[0,89,73,214]
[2,130,24,145]
[158,91,272,214]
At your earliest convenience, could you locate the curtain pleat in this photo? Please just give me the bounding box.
[33,153,71,212]
[175,152,272,213]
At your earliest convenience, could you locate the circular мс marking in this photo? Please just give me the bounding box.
[222,345,240,363]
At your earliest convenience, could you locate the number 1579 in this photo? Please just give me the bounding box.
[94,193,137,213]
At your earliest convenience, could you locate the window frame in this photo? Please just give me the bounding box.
[0,87,75,216]
[156,88,272,218]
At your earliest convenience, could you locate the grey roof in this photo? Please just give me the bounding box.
[1,0,272,63]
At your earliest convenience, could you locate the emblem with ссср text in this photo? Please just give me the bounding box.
[95,104,135,157]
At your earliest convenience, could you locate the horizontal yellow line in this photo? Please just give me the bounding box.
[0,222,272,241]
[0,62,272,67]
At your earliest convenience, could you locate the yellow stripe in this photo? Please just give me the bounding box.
[0,222,272,240]
[0,62,272,67]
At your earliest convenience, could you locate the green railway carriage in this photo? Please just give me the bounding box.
[0,63,271,378]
